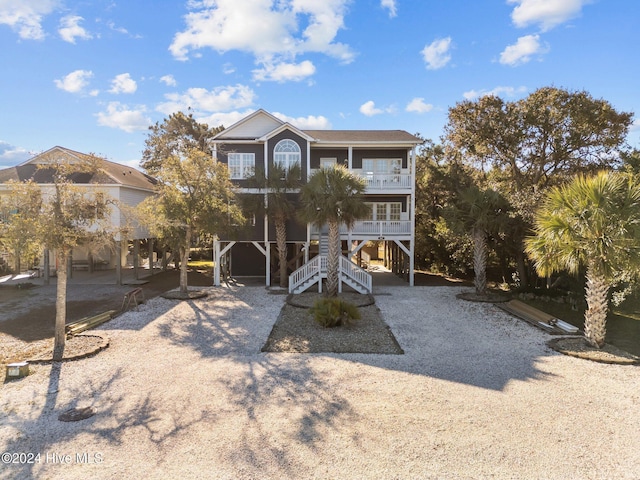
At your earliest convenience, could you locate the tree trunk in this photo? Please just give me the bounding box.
[515,240,528,288]
[473,228,488,295]
[326,220,341,297]
[14,248,20,274]
[584,266,609,348]
[53,250,68,361]
[275,214,288,288]
[44,248,50,285]
[180,227,191,294]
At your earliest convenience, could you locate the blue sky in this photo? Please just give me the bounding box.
[1,0,638,169]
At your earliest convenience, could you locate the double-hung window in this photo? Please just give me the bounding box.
[228,153,255,179]
[274,139,301,171]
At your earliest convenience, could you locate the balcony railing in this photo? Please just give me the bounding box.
[360,173,412,190]
[311,220,411,237]
[310,169,412,190]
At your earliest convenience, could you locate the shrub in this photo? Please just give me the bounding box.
[309,297,361,328]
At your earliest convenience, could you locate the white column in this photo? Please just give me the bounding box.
[264,140,270,286]
[409,146,416,286]
[306,141,311,181]
[213,238,220,286]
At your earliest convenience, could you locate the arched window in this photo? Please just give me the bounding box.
[274,139,301,170]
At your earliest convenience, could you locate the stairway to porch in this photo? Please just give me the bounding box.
[288,255,372,294]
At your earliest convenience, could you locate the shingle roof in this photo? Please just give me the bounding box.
[0,146,157,191]
[304,130,422,144]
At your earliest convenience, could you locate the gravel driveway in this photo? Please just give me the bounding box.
[1,285,639,479]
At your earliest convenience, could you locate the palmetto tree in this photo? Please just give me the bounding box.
[525,172,640,348]
[246,163,302,288]
[299,166,369,297]
[447,185,509,295]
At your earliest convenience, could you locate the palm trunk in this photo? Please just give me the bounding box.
[180,226,191,294]
[275,214,288,288]
[53,249,68,361]
[326,219,341,297]
[584,265,609,348]
[473,228,488,295]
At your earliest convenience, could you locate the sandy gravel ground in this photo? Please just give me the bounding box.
[1,285,639,480]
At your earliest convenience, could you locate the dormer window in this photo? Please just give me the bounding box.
[274,139,301,170]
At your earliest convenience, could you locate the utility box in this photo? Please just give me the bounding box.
[6,362,29,379]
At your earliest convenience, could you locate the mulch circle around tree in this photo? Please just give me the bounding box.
[161,290,209,300]
[58,406,96,422]
[27,335,110,364]
[456,291,510,303]
[547,337,640,365]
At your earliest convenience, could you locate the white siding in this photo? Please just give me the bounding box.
[218,114,282,139]
[118,187,155,239]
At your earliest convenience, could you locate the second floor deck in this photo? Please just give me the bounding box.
[311,220,412,238]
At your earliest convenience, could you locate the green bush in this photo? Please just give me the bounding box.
[309,297,361,328]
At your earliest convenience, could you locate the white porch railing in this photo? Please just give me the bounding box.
[311,220,411,237]
[288,255,371,294]
[340,256,372,293]
[310,169,412,191]
[360,173,412,190]
[288,255,325,293]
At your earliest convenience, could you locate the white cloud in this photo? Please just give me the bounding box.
[406,97,433,113]
[54,69,93,93]
[508,0,589,31]
[169,0,354,81]
[96,102,151,133]
[222,63,236,74]
[160,74,177,87]
[109,73,137,94]
[499,34,548,66]
[463,85,528,100]
[0,0,58,40]
[198,109,332,130]
[253,60,316,82]
[421,37,452,70]
[58,15,92,43]
[0,141,31,166]
[381,0,397,17]
[197,110,256,130]
[272,112,332,129]
[156,84,256,116]
[360,100,383,117]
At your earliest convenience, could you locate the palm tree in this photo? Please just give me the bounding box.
[447,185,509,296]
[246,163,302,288]
[299,166,369,297]
[525,172,640,348]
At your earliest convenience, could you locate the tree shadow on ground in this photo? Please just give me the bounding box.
[153,288,361,477]
[1,361,205,479]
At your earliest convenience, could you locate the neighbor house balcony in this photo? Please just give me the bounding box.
[311,220,411,238]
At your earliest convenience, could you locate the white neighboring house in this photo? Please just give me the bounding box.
[0,146,157,279]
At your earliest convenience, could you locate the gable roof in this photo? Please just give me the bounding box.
[212,109,284,140]
[0,146,157,191]
[212,109,422,146]
[304,129,422,145]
